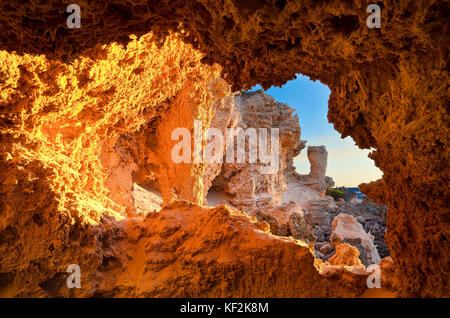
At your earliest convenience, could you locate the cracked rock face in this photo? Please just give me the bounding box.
[210,91,304,214]
[0,0,448,297]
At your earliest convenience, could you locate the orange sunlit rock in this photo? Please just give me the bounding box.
[0,0,448,298]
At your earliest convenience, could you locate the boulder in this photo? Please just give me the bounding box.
[331,213,381,266]
[255,204,316,243]
[302,198,336,243]
[326,243,364,268]
[254,202,298,236]
[319,242,335,256]
[303,198,336,226]
[324,176,335,188]
[334,199,389,258]
[255,210,280,235]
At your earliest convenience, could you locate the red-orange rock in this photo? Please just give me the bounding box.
[0,0,448,297]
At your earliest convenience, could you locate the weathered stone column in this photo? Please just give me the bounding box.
[308,146,328,182]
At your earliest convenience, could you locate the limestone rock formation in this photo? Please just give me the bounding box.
[207,91,333,248]
[326,243,365,268]
[202,92,240,195]
[303,198,338,242]
[299,192,389,262]
[209,91,330,220]
[0,199,375,297]
[283,146,330,207]
[254,202,300,237]
[0,0,448,297]
[210,90,303,213]
[254,203,317,243]
[335,197,389,258]
[0,30,375,298]
[289,211,317,244]
[306,146,328,193]
[331,213,381,266]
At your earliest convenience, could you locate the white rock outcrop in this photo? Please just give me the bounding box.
[210,90,306,214]
[330,213,381,266]
[207,90,330,245]
[204,91,388,265]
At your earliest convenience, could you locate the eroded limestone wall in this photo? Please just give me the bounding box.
[0,0,448,297]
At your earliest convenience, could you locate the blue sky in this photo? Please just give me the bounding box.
[249,74,382,187]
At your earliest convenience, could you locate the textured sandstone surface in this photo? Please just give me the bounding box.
[209,91,330,220]
[326,243,365,268]
[1,198,375,297]
[207,91,336,249]
[0,0,448,297]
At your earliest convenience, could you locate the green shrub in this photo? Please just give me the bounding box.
[326,186,345,201]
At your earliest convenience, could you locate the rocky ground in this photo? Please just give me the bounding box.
[254,193,389,267]
[311,195,389,263]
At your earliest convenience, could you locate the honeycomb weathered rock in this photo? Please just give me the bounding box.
[0,0,448,297]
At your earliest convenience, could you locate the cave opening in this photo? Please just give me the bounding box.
[205,73,389,265]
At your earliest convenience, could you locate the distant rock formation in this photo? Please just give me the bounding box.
[324,176,335,188]
[306,146,328,192]
[209,90,325,215]
[207,90,389,267]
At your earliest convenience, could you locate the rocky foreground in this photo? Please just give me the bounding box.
[0,36,394,295]
[0,34,391,298]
